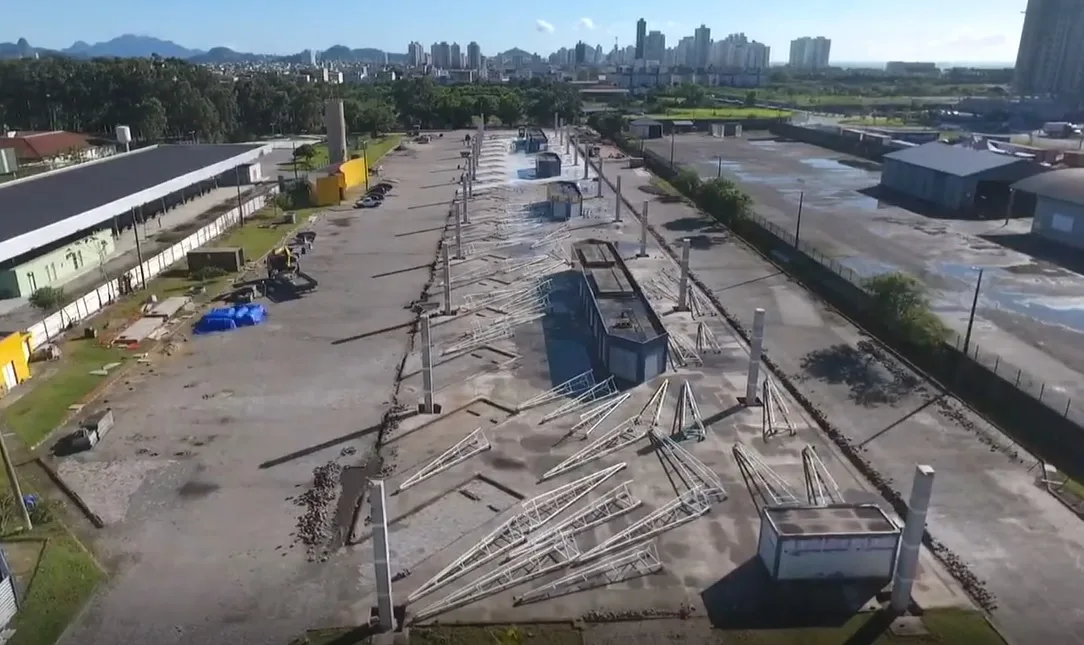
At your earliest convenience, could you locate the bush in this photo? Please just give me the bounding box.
[189,266,228,282]
[28,286,65,312]
[863,272,951,348]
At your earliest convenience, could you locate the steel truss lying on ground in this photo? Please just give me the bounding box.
[650,429,727,503]
[413,533,581,622]
[397,428,491,492]
[440,321,516,356]
[462,280,549,312]
[802,445,845,506]
[530,225,572,249]
[514,542,663,606]
[670,381,707,442]
[568,393,632,438]
[732,443,800,508]
[540,376,618,424]
[509,480,641,558]
[540,381,670,481]
[405,463,626,604]
[575,487,711,565]
[695,322,723,353]
[761,376,796,440]
[517,370,596,411]
[668,328,702,368]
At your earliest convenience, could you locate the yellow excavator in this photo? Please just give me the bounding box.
[265,245,317,296]
[266,245,298,278]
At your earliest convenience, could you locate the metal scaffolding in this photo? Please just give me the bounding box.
[514,542,663,606]
[405,463,626,604]
[732,443,800,508]
[539,377,618,424]
[397,428,491,492]
[509,480,641,558]
[695,322,723,354]
[574,488,711,565]
[440,321,516,356]
[668,329,702,368]
[650,429,727,503]
[670,381,707,442]
[568,393,632,438]
[802,445,845,506]
[761,376,796,440]
[517,370,596,411]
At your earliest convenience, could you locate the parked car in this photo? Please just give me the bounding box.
[365,191,385,202]
[355,196,380,208]
[371,182,394,194]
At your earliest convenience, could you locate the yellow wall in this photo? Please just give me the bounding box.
[336,157,369,190]
[0,332,31,394]
[312,176,342,206]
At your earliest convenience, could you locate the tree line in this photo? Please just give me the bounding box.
[0,57,584,143]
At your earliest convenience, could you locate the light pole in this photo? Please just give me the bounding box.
[669,129,676,168]
[716,155,723,179]
[794,191,804,247]
[962,268,984,357]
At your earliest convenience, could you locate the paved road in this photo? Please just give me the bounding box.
[596,146,1084,645]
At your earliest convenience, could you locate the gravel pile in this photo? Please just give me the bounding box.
[293,461,343,561]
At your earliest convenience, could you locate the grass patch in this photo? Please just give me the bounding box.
[279,143,331,171]
[839,117,912,127]
[360,135,402,165]
[277,135,401,172]
[645,107,790,120]
[6,528,105,645]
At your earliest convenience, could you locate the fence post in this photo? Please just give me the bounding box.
[1065,399,1072,417]
[1015,369,1022,387]
[992,356,999,374]
[1039,382,1045,401]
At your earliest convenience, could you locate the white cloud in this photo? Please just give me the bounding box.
[578,18,596,30]
[535,19,555,34]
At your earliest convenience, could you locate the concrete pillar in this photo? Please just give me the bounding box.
[565,129,570,154]
[573,143,579,166]
[583,149,589,179]
[454,201,464,259]
[891,465,936,613]
[461,176,470,224]
[615,176,623,221]
[745,308,766,405]
[370,479,394,631]
[677,239,691,310]
[421,313,435,413]
[639,201,649,257]
[442,245,452,315]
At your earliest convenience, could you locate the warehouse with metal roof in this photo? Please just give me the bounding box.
[879,142,1046,215]
[0,143,267,298]
[1012,168,1084,249]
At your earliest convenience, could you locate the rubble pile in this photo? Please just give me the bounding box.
[294,461,343,560]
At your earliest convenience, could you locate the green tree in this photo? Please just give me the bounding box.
[744,91,757,107]
[699,178,752,221]
[587,111,626,139]
[671,167,703,196]
[863,272,950,348]
[494,92,524,126]
[28,286,65,312]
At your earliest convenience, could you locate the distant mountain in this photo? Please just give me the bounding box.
[0,35,407,64]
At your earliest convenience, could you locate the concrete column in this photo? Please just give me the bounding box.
[615,175,623,221]
[573,143,579,166]
[891,465,936,613]
[461,176,470,224]
[454,201,464,259]
[565,129,570,154]
[745,308,766,405]
[639,201,649,257]
[421,313,435,413]
[370,479,394,631]
[583,150,589,179]
[442,245,452,315]
[677,238,691,310]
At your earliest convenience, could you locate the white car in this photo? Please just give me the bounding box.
[356,196,380,208]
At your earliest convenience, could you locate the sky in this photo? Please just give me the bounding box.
[4,0,1027,63]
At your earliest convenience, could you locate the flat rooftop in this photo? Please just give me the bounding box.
[0,143,263,245]
[575,239,666,343]
[765,505,899,537]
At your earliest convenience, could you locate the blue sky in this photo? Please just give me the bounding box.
[6,0,1026,62]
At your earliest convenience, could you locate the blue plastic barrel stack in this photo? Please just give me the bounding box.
[194,304,268,334]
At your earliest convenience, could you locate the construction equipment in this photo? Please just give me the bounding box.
[265,246,318,296]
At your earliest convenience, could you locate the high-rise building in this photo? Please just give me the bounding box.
[1014,0,1084,96]
[693,24,712,69]
[635,18,647,60]
[644,30,666,62]
[467,41,482,69]
[575,41,588,65]
[788,37,831,70]
[430,41,451,68]
[450,43,462,69]
[407,42,426,67]
[713,33,770,70]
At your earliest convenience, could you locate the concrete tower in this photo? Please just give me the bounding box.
[324,99,348,166]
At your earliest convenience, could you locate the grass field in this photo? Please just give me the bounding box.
[645,107,790,120]
[277,135,402,171]
[839,117,912,127]
[289,609,1006,645]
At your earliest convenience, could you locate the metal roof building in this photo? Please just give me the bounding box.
[879,142,1046,215]
[1012,168,1084,250]
[0,143,266,264]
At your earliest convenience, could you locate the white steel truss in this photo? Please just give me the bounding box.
[413,533,580,623]
[514,542,663,606]
[574,488,711,565]
[510,480,641,558]
[732,443,800,508]
[802,445,845,506]
[695,322,723,354]
[568,393,632,438]
[517,370,595,411]
[530,225,572,249]
[397,428,491,492]
[688,288,712,318]
[761,377,796,440]
[405,463,625,604]
[462,280,548,311]
[540,377,618,424]
[668,330,702,368]
[638,379,671,430]
[649,429,727,503]
[440,322,514,356]
[670,381,707,442]
[490,288,551,317]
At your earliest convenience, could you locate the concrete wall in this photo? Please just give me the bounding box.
[312,176,341,206]
[769,123,908,161]
[1031,196,1084,249]
[0,230,116,298]
[336,157,369,190]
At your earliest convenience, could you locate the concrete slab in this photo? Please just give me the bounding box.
[144,296,192,319]
[113,317,165,346]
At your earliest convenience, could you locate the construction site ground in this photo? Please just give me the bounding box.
[52,137,461,645]
[607,137,1084,645]
[342,132,968,631]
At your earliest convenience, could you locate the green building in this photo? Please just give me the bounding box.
[0,231,115,298]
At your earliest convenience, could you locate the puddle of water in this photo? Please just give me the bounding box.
[801,157,873,177]
[838,256,899,279]
[988,292,1084,334]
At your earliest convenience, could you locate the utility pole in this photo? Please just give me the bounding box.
[0,428,31,532]
[717,155,723,179]
[794,191,804,247]
[235,166,245,226]
[962,268,984,357]
[669,130,676,168]
[362,140,370,193]
[133,207,147,290]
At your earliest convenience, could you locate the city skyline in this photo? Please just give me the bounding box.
[4,0,1026,63]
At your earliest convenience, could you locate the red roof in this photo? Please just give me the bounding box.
[0,131,93,161]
